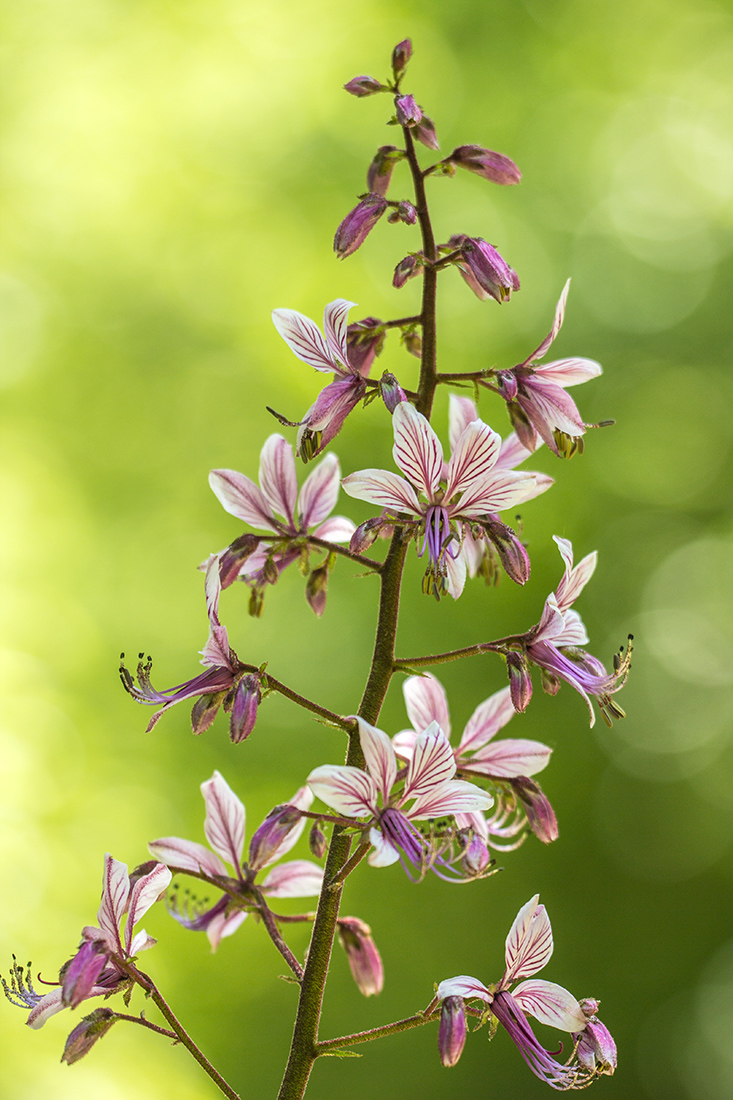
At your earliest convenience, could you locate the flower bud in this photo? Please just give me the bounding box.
[395,94,422,127]
[506,651,532,712]
[248,587,265,618]
[337,917,384,996]
[191,691,225,734]
[393,253,424,288]
[380,371,406,413]
[511,776,559,843]
[344,75,384,98]
[448,234,519,303]
[61,1008,117,1065]
[309,820,327,859]
[484,517,531,585]
[448,145,521,185]
[457,828,491,877]
[346,317,385,375]
[263,555,280,585]
[496,369,519,402]
[579,998,600,1017]
[334,194,388,259]
[61,941,109,1009]
[350,516,384,555]
[219,534,261,589]
[415,114,440,151]
[402,330,422,358]
[438,996,466,1067]
[367,146,403,197]
[229,675,260,744]
[249,803,304,871]
[395,200,417,225]
[391,39,412,78]
[305,563,329,617]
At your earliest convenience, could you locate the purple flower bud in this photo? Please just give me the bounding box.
[448,144,522,185]
[350,516,384,555]
[396,200,417,225]
[579,998,600,1017]
[574,1017,617,1075]
[395,94,422,127]
[458,828,491,877]
[415,114,439,150]
[448,234,519,303]
[334,193,388,259]
[219,534,261,589]
[506,651,533,712]
[305,563,329,617]
[367,145,403,196]
[511,776,559,844]
[248,803,304,871]
[391,39,412,78]
[402,330,422,358]
[191,691,225,734]
[439,996,467,1067]
[380,371,407,412]
[61,1008,117,1065]
[496,369,519,402]
[61,941,109,1009]
[309,820,327,859]
[346,317,386,375]
[484,517,531,585]
[229,675,260,744]
[393,253,424,288]
[337,917,384,997]
[344,75,384,98]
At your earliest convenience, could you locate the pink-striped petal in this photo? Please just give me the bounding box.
[312,515,356,543]
[201,771,245,872]
[449,394,479,452]
[256,785,315,869]
[524,279,570,364]
[128,928,157,955]
[461,529,486,578]
[403,721,456,801]
[207,908,247,952]
[367,826,401,867]
[259,435,297,525]
[272,307,337,373]
[445,420,501,501]
[392,727,418,760]
[199,623,232,671]
[260,859,324,898]
[97,854,129,949]
[342,469,421,515]
[458,687,516,754]
[496,431,537,470]
[553,536,597,611]
[533,356,602,386]
[436,975,492,1003]
[403,673,451,737]
[125,864,172,951]
[513,979,587,1031]
[356,717,397,803]
[455,470,537,516]
[504,895,553,982]
[298,453,341,529]
[307,764,378,818]
[392,402,443,498]
[520,381,585,437]
[408,778,493,819]
[27,988,66,1029]
[323,299,356,366]
[203,554,222,627]
[209,469,277,531]
[468,738,553,778]
[148,836,227,878]
[533,594,565,643]
[553,609,589,646]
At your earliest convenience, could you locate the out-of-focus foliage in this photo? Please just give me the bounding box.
[1,1,731,1097]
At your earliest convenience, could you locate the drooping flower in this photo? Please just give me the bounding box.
[436,895,614,1089]
[504,536,632,727]
[3,857,171,1030]
[342,401,537,598]
[209,433,355,606]
[336,917,384,996]
[334,193,389,258]
[149,771,323,951]
[447,144,522,185]
[271,298,376,460]
[447,235,520,303]
[495,280,603,457]
[307,718,493,881]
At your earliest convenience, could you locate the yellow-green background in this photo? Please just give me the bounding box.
[1,1,732,1097]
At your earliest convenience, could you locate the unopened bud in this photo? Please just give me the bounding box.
[402,329,422,358]
[367,146,403,197]
[350,517,383,555]
[393,253,424,289]
[219,534,260,589]
[448,234,519,303]
[191,691,225,734]
[337,917,383,996]
[506,651,532,712]
[263,556,280,585]
[61,941,109,1009]
[396,200,417,225]
[305,563,329,617]
[458,828,491,877]
[438,996,466,1067]
[61,1008,117,1065]
[334,194,388,259]
[249,803,304,871]
[484,517,531,585]
[229,675,260,744]
[380,371,407,412]
[496,369,519,402]
[579,998,600,1017]
[540,667,561,695]
[346,317,385,375]
[391,39,412,78]
[415,114,440,151]
[344,75,384,98]
[309,820,327,859]
[511,776,559,844]
[448,145,521,185]
[395,94,422,127]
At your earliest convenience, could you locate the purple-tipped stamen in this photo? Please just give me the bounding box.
[492,991,592,1090]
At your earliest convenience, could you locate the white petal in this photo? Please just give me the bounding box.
[513,979,587,1031]
[356,717,397,803]
[201,771,245,872]
[403,721,456,801]
[125,863,172,950]
[307,764,377,818]
[323,299,356,366]
[312,515,356,543]
[525,279,570,363]
[408,778,493,819]
[259,435,297,525]
[436,975,491,1003]
[445,420,501,501]
[403,673,451,737]
[392,728,418,761]
[553,609,589,646]
[203,554,222,627]
[342,469,421,514]
[449,394,479,452]
[392,402,443,498]
[461,530,486,578]
[148,837,227,878]
[128,928,157,955]
[272,307,336,372]
[504,895,553,982]
[533,594,566,643]
[496,431,539,470]
[468,738,553,778]
[456,470,537,516]
[298,453,340,529]
[458,686,515,754]
[27,988,66,1029]
[97,854,129,948]
[260,859,324,898]
[367,826,401,867]
[207,908,247,952]
[444,548,467,600]
[209,468,277,530]
[533,356,602,386]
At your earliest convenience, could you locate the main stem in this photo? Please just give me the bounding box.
[276,120,440,1100]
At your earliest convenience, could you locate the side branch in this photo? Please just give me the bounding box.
[395,642,503,670]
[317,1009,441,1053]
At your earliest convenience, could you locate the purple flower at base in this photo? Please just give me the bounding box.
[447,234,520,303]
[437,895,614,1090]
[149,771,323,952]
[496,280,603,457]
[344,75,384,97]
[395,94,422,127]
[337,917,384,996]
[334,193,388,259]
[447,144,522,185]
[439,996,467,1066]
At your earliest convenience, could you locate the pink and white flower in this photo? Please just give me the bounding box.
[307,718,493,881]
[149,771,323,951]
[496,280,603,457]
[342,401,537,598]
[436,895,614,1089]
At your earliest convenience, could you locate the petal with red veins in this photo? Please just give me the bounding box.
[392,403,443,498]
[458,686,515,754]
[97,854,129,949]
[342,469,421,515]
[436,975,492,1003]
[125,864,172,951]
[323,299,356,366]
[206,908,247,952]
[307,764,378,818]
[403,721,456,800]
[468,737,553,778]
[260,859,324,898]
[449,394,479,453]
[408,778,493,819]
[403,673,451,738]
[27,988,66,1029]
[209,469,277,530]
[356,717,397,803]
[445,420,501,501]
[456,470,536,516]
[392,727,418,760]
[312,515,356,543]
[533,356,602,386]
[523,279,570,364]
[259,435,297,526]
[201,771,245,872]
[148,836,227,878]
[443,547,467,599]
[553,609,589,646]
[298,453,341,529]
[272,308,337,373]
[513,979,587,1031]
[504,895,553,982]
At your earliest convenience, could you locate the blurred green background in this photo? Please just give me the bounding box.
[1,0,732,1097]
